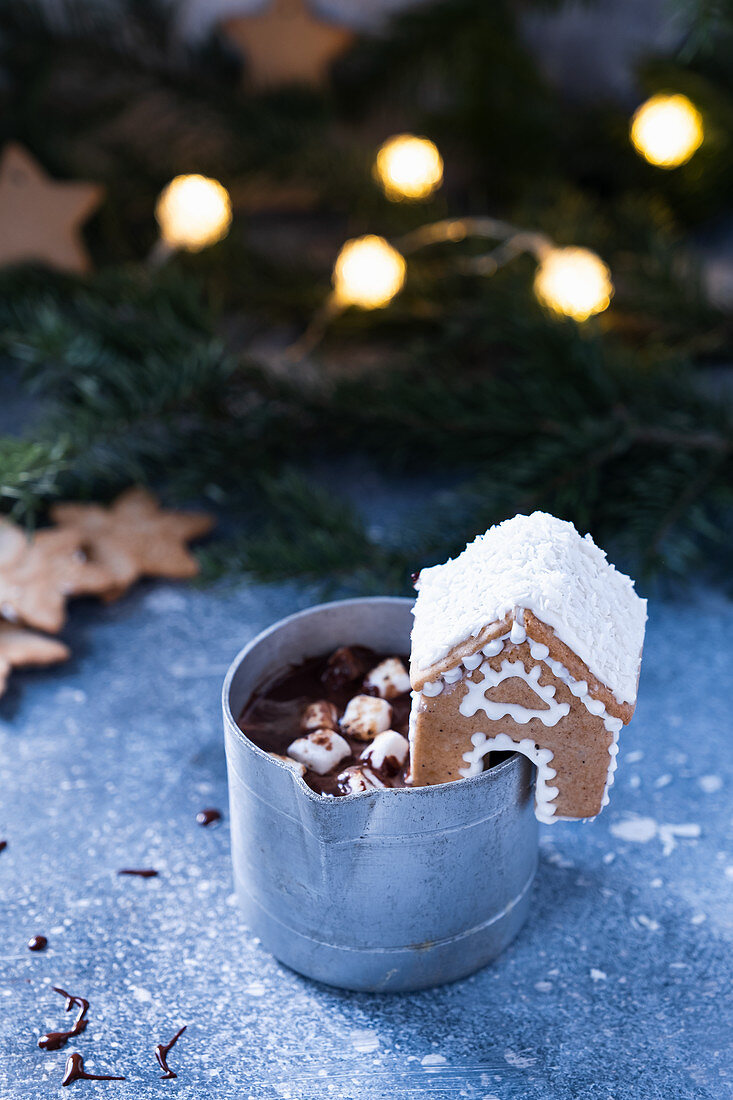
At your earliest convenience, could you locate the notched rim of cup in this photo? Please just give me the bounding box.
[222,596,524,805]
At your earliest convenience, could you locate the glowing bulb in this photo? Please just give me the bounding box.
[375,134,444,201]
[155,174,232,252]
[534,247,613,322]
[630,93,703,168]
[332,235,406,309]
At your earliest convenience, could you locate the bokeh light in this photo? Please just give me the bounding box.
[155,174,232,252]
[630,93,704,169]
[375,134,444,201]
[332,235,407,309]
[534,247,613,322]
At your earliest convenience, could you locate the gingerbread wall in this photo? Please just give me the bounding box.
[410,637,616,820]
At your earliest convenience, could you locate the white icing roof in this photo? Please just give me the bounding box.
[411,512,647,705]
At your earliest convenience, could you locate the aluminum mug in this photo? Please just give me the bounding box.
[222,596,538,993]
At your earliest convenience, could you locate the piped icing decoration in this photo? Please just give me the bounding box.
[417,633,623,735]
[460,658,570,727]
[460,731,559,823]
[411,512,646,705]
[509,615,527,645]
[412,630,625,818]
[459,724,622,824]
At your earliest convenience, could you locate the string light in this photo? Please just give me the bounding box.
[630,93,703,169]
[534,247,613,322]
[332,235,406,309]
[155,174,232,252]
[374,134,444,201]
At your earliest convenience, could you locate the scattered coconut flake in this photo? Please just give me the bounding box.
[610,817,658,843]
[504,1050,536,1069]
[421,1054,447,1069]
[411,512,646,704]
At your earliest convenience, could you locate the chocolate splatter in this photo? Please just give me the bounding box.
[28,935,47,952]
[195,808,221,827]
[117,868,158,878]
[62,1052,125,1087]
[0,839,7,854]
[154,1024,187,1080]
[38,987,89,1051]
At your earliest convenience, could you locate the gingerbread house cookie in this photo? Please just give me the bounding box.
[408,512,647,822]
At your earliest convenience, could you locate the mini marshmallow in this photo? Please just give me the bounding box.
[363,657,411,699]
[300,700,339,732]
[361,730,409,773]
[268,752,307,777]
[287,729,351,775]
[340,694,392,741]
[337,765,386,794]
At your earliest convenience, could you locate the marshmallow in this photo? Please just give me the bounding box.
[363,657,411,699]
[361,730,409,773]
[340,694,392,741]
[300,700,339,732]
[287,729,351,775]
[337,765,386,794]
[268,752,307,777]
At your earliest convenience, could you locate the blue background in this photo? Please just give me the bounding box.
[1,576,731,1099]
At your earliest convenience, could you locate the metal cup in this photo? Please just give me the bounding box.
[222,596,538,993]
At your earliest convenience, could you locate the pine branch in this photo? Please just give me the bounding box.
[198,469,411,593]
[0,437,71,519]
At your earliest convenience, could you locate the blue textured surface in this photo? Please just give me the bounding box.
[1,578,731,1099]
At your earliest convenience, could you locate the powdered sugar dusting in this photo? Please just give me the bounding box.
[411,512,646,704]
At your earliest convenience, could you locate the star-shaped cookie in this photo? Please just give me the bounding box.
[222,0,353,91]
[0,522,115,634]
[0,623,70,698]
[50,488,215,600]
[0,143,103,274]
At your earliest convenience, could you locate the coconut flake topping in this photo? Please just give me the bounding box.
[411,512,646,705]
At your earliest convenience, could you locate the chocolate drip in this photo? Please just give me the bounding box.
[28,935,47,951]
[117,868,158,878]
[154,1025,187,1080]
[38,987,89,1051]
[195,808,221,827]
[62,1052,125,1087]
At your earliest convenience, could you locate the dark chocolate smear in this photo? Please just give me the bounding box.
[62,1052,125,1086]
[154,1024,187,1080]
[117,868,158,878]
[28,935,47,952]
[38,987,89,1051]
[0,839,7,854]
